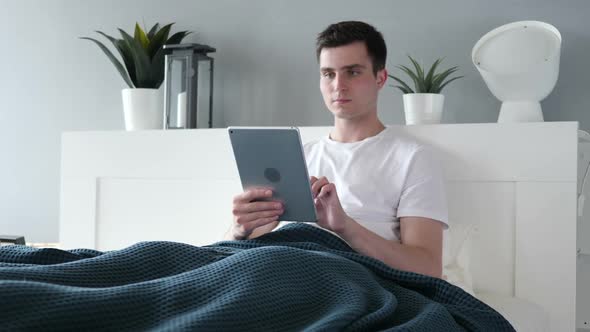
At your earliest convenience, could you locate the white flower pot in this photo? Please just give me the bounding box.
[403,93,445,125]
[121,88,163,130]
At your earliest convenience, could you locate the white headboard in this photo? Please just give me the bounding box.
[59,122,578,331]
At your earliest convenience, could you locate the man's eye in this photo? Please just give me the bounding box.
[349,70,360,76]
[322,72,335,79]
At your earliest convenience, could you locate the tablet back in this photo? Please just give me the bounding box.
[228,127,317,222]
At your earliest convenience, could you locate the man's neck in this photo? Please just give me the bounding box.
[330,116,386,143]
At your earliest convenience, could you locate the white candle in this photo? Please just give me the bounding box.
[177,91,187,127]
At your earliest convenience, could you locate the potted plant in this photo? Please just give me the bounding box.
[388,56,463,125]
[81,23,191,130]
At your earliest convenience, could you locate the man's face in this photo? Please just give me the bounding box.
[319,41,387,121]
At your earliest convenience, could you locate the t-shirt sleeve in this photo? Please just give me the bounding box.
[396,146,449,228]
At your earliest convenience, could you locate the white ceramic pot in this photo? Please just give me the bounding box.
[121,88,163,130]
[402,93,445,125]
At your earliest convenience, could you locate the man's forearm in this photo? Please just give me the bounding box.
[336,217,442,278]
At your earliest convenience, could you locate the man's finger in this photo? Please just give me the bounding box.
[311,178,325,192]
[317,182,335,199]
[236,209,283,225]
[310,176,318,187]
[247,216,281,232]
[234,188,273,203]
[233,201,283,214]
[311,177,329,197]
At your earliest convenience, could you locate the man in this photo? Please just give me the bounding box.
[225,21,448,278]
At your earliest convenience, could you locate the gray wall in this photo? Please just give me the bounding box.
[0,0,588,242]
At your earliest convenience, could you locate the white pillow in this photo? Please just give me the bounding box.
[442,223,475,295]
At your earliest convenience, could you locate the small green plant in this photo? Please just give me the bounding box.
[81,23,191,89]
[388,55,463,94]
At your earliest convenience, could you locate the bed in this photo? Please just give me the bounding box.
[53,122,578,331]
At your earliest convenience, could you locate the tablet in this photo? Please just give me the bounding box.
[228,126,317,222]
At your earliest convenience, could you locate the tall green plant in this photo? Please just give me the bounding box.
[388,55,463,94]
[81,23,191,89]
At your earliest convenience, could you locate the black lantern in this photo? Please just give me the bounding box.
[163,43,216,129]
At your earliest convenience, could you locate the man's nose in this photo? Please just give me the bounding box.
[333,75,348,91]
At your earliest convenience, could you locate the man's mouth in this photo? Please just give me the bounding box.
[333,99,352,104]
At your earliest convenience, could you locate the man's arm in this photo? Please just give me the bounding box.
[337,216,443,278]
[310,177,444,278]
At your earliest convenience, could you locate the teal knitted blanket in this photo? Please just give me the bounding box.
[0,223,514,331]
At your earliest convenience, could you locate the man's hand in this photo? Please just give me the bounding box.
[228,188,283,240]
[310,176,351,233]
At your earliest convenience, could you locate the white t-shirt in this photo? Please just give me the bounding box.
[297,126,448,242]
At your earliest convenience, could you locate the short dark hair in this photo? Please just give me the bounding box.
[316,21,387,75]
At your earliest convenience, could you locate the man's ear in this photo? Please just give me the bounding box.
[376,68,388,89]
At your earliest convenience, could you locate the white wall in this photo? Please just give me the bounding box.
[0,0,588,242]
